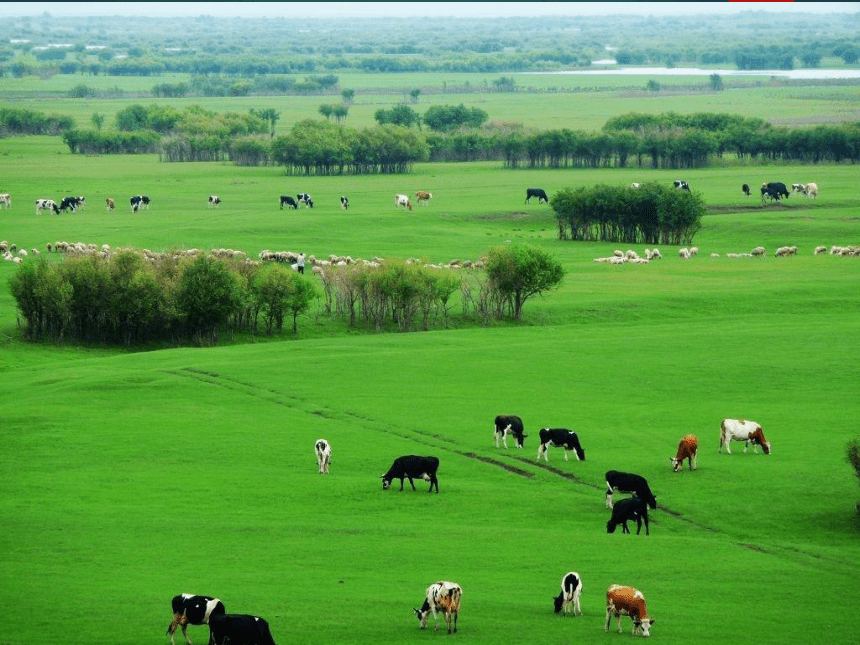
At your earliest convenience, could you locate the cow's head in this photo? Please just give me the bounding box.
[574,446,586,461]
[634,617,655,637]
[670,457,682,472]
[381,475,392,490]
[553,594,565,613]
[606,519,619,534]
[413,602,430,628]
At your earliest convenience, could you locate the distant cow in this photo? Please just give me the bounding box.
[742,184,751,197]
[673,180,690,191]
[208,195,221,208]
[105,198,115,211]
[526,187,548,204]
[671,434,698,472]
[395,194,413,211]
[340,195,349,210]
[414,581,462,633]
[760,182,789,204]
[208,613,277,645]
[606,497,650,535]
[297,193,314,208]
[631,183,641,189]
[130,195,150,212]
[415,190,433,205]
[59,196,84,213]
[315,438,331,475]
[719,418,771,455]
[605,585,654,637]
[605,470,657,510]
[494,415,526,449]
[279,195,298,210]
[0,193,10,208]
[167,594,225,645]
[553,572,583,616]
[381,455,439,493]
[537,428,585,462]
[792,182,818,199]
[35,199,59,215]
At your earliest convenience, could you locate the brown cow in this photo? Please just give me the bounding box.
[605,585,654,637]
[105,198,115,211]
[415,190,433,205]
[670,434,698,472]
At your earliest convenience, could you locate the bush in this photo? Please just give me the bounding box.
[178,256,243,344]
[484,245,564,320]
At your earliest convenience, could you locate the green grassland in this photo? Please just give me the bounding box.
[1,104,859,645]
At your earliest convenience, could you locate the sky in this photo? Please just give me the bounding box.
[3,2,858,19]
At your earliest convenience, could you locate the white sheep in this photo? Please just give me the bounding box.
[814,246,827,255]
[751,246,766,257]
[679,248,690,259]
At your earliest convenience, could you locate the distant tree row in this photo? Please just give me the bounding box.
[0,107,74,135]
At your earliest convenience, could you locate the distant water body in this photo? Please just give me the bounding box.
[522,67,860,80]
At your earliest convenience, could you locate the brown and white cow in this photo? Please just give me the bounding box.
[670,434,698,471]
[414,581,461,633]
[719,418,771,455]
[605,585,654,637]
[105,197,115,211]
[792,182,818,199]
[395,194,413,211]
[415,190,433,205]
[0,193,11,209]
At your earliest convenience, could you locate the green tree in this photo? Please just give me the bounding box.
[254,264,294,334]
[646,80,660,93]
[332,105,348,123]
[115,104,149,131]
[709,73,723,91]
[318,104,334,121]
[341,88,355,104]
[91,113,105,131]
[178,256,242,344]
[409,88,422,104]
[250,107,280,138]
[485,244,564,320]
[423,104,488,132]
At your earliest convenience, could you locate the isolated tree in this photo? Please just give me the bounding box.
[709,73,723,91]
[91,113,105,131]
[485,244,564,320]
[341,88,355,104]
[409,88,422,104]
[318,104,334,121]
[646,80,660,93]
[332,105,348,123]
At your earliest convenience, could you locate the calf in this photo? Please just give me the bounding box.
[494,415,526,449]
[315,438,331,474]
[719,418,771,455]
[553,572,583,616]
[537,427,585,462]
[208,613,277,645]
[381,455,439,493]
[167,594,225,645]
[35,199,60,215]
[340,195,349,210]
[0,193,10,208]
[297,193,313,208]
[130,195,150,212]
[105,197,115,211]
[673,180,690,191]
[208,195,221,208]
[742,183,750,197]
[525,187,548,204]
[415,190,433,205]
[605,585,654,637]
[670,434,698,472]
[395,194,413,211]
[606,497,650,535]
[605,470,657,510]
[279,195,298,210]
[414,581,461,633]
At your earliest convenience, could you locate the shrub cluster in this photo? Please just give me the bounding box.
[0,107,74,136]
[8,253,316,346]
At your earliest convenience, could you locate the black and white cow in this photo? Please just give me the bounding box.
[59,196,84,213]
[742,184,751,197]
[553,572,583,616]
[208,613,277,645]
[605,470,657,510]
[673,180,690,191]
[35,199,60,215]
[167,594,225,645]
[279,195,298,210]
[414,581,462,634]
[760,182,789,204]
[537,428,586,462]
[340,195,349,210]
[130,195,150,212]
[606,497,650,535]
[494,414,526,449]
[297,193,314,208]
[381,455,439,493]
[208,195,221,208]
[315,438,331,474]
[525,187,549,204]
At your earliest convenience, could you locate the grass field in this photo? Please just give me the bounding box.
[0,117,859,645]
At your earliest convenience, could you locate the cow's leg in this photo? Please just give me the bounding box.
[691,450,698,470]
[605,608,612,632]
[563,447,569,462]
[452,609,458,633]
[605,485,614,509]
[622,521,630,534]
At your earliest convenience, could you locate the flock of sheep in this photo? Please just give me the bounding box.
[593,243,859,265]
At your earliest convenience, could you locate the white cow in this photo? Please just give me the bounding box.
[395,194,413,211]
[0,193,10,209]
[35,199,59,215]
[314,439,331,474]
[719,418,771,455]
[414,581,462,633]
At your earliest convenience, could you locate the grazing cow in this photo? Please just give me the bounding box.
[605,470,657,510]
[606,497,650,535]
[673,180,690,191]
[208,613,277,645]
[340,195,349,210]
[793,182,818,199]
[525,187,549,204]
[130,195,150,212]
[414,581,462,633]
[208,195,221,208]
[415,190,433,205]
[760,182,789,204]
[605,585,654,637]
[167,594,225,645]
[395,194,413,211]
[631,183,641,189]
[719,418,771,455]
[279,195,298,210]
[35,199,60,215]
[296,193,314,208]
[553,572,583,616]
[381,455,439,493]
[0,193,11,208]
[537,427,586,462]
[493,414,526,449]
[742,184,751,197]
[59,196,84,213]
[315,438,331,474]
[105,197,115,211]
[671,434,698,472]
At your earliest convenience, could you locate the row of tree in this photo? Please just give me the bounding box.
[0,107,74,136]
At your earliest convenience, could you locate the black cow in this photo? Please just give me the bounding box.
[605,470,657,510]
[340,195,349,210]
[167,594,225,645]
[606,497,650,535]
[279,195,298,210]
[208,613,277,645]
[673,180,690,191]
[381,455,439,493]
[494,415,526,449]
[761,182,789,204]
[59,196,84,213]
[130,195,150,212]
[742,184,751,197]
[537,428,586,462]
[525,188,549,204]
[297,193,314,208]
